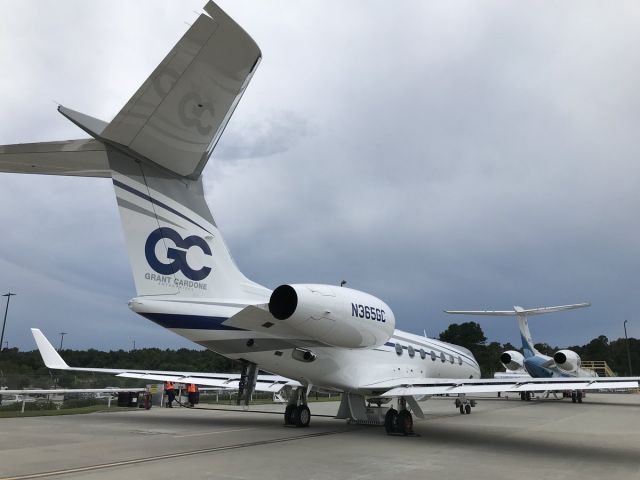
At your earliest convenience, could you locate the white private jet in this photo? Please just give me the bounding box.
[446,303,605,402]
[2,2,639,434]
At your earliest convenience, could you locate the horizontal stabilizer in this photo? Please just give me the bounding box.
[100,1,261,179]
[445,303,591,317]
[0,139,109,177]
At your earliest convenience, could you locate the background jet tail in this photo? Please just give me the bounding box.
[445,303,591,359]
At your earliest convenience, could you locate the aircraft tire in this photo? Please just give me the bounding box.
[397,410,413,435]
[464,404,471,414]
[459,405,465,414]
[284,404,296,425]
[295,405,311,427]
[384,408,398,434]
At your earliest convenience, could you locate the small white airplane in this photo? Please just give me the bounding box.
[446,303,603,401]
[2,2,639,433]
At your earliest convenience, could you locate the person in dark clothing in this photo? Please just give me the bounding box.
[187,383,197,407]
[164,381,175,407]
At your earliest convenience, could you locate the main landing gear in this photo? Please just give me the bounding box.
[384,397,415,436]
[455,394,476,414]
[571,390,583,404]
[284,387,311,428]
[520,391,533,401]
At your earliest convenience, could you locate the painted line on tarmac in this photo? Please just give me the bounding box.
[0,429,351,480]
[174,427,253,438]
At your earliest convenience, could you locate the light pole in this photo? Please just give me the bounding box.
[623,320,632,376]
[1,293,16,352]
[58,332,68,351]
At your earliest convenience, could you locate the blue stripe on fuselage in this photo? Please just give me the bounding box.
[139,312,241,331]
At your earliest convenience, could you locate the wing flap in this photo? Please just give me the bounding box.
[381,379,640,397]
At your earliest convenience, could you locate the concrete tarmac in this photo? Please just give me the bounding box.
[0,393,639,479]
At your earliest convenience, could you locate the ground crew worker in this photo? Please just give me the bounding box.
[187,383,197,407]
[164,381,175,408]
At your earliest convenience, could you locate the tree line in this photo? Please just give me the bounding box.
[0,322,637,388]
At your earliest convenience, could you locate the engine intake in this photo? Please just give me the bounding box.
[268,283,395,348]
[553,349,581,373]
[500,350,525,371]
[269,285,298,320]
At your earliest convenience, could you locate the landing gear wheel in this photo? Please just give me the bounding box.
[520,392,526,401]
[294,405,311,427]
[571,391,577,404]
[397,410,413,435]
[577,391,583,404]
[284,404,296,425]
[384,408,398,434]
[459,405,465,414]
[464,404,471,414]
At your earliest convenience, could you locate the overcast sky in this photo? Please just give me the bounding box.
[0,1,639,355]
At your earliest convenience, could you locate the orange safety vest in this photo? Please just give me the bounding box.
[165,382,174,390]
[187,384,196,393]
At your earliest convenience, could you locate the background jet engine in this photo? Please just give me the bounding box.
[500,350,525,371]
[268,284,395,348]
[553,349,581,373]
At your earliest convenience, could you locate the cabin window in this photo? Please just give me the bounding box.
[458,356,463,365]
[440,352,446,363]
[408,345,415,358]
[449,355,454,364]
[430,351,437,361]
[395,343,403,355]
[419,348,426,360]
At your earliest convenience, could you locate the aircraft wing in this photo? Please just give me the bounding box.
[360,376,640,397]
[31,328,299,393]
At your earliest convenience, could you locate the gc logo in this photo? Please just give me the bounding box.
[144,227,212,281]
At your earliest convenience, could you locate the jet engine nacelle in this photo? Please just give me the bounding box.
[500,350,525,371]
[268,284,395,348]
[553,349,581,373]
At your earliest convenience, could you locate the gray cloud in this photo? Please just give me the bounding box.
[214,110,311,160]
[1,0,639,355]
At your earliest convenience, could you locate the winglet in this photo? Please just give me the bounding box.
[31,328,70,370]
